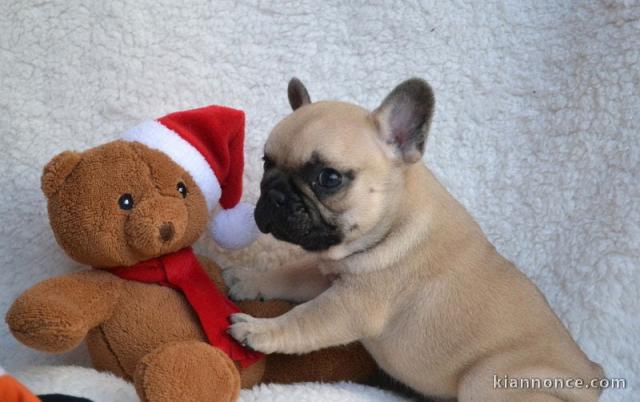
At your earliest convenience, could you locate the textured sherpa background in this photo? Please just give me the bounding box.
[0,1,638,401]
[12,365,412,402]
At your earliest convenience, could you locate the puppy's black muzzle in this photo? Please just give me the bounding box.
[254,170,342,251]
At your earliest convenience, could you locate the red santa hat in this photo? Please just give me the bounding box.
[121,105,259,249]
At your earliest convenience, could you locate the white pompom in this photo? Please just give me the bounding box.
[210,202,260,249]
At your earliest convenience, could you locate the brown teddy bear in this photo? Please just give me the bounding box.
[5,105,375,402]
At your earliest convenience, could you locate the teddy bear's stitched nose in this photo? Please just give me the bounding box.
[159,223,175,242]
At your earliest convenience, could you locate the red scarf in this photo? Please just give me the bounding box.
[109,247,263,368]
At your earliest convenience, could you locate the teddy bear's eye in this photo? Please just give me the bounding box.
[177,182,187,198]
[118,194,134,210]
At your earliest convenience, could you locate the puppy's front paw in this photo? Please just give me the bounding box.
[229,280,263,301]
[228,313,283,354]
[223,268,263,301]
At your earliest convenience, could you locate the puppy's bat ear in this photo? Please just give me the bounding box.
[41,151,82,198]
[373,78,435,164]
[288,77,311,110]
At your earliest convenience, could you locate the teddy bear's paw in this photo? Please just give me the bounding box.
[224,268,265,301]
[6,299,88,353]
[228,313,283,354]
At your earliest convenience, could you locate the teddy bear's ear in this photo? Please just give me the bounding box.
[41,151,82,198]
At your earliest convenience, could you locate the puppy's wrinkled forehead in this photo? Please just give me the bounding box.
[265,101,379,170]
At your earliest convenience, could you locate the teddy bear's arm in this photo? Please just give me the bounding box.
[5,270,123,353]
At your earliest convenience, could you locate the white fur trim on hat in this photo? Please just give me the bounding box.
[122,120,221,210]
[210,202,260,249]
[0,366,5,376]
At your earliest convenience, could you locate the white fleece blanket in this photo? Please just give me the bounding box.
[0,1,638,401]
[13,366,411,402]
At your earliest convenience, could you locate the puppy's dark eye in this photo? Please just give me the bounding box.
[118,193,134,210]
[176,182,187,198]
[263,155,274,170]
[317,169,342,188]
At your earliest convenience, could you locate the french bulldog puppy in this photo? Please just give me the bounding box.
[229,78,604,401]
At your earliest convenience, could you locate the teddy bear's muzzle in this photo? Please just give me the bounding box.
[125,196,188,258]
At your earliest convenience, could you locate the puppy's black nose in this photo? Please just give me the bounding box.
[159,222,175,242]
[268,189,286,207]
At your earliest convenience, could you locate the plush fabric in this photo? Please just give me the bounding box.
[40,141,210,268]
[133,340,243,402]
[14,366,410,402]
[5,137,376,401]
[111,247,264,368]
[158,105,246,211]
[0,1,637,401]
[122,119,223,212]
[122,107,261,248]
[211,202,262,249]
[122,105,246,212]
[16,366,138,402]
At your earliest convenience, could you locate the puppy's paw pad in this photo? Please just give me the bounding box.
[228,313,259,343]
[228,315,280,354]
[230,313,255,324]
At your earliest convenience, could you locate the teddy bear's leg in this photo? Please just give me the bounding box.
[263,343,377,384]
[134,341,241,402]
